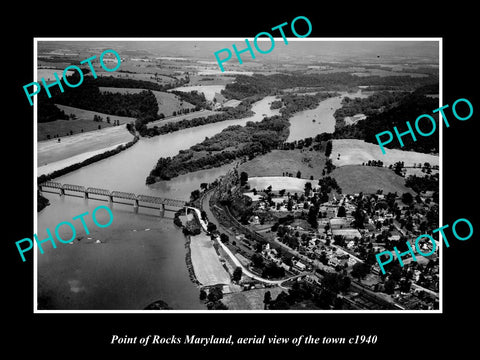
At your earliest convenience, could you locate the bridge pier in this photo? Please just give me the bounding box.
[133,199,139,213]
[84,191,89,199]
[59,188,65,196]
[159,204,165,217]
[109,194,113,204]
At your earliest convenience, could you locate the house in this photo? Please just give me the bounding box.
[294,261,307,272]
[331,228,361,239]
[330,217,349,229]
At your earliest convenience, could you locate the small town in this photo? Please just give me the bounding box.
[183,158,440,311]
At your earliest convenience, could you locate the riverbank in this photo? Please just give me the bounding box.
[38,125,135,166]
[180,211,231,288]
[38,135,139,183]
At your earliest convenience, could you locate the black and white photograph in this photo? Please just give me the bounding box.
[6,5,478,356]
[34,39,441,312]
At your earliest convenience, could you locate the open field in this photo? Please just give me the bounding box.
[98,87,195,117]
[38,105,135,141]
[168,85,226,101]
[330,165,414,195]
[189,233,231,286]
[332,139,439,168]
[238,149,327,180]
[38,125,134,167]
[247,176,320,192]
[222,287,284,310]
[96,70,176,85]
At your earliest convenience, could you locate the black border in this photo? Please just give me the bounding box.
[6,4,478,356]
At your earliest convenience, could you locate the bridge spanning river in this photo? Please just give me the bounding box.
[39,181,186,216]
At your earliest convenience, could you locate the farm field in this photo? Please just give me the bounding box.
[38,125,134,166]
[330,165,414,195]
[38,104,135,141]
[98,87,195,116]
[222,287,284,310]
[332,139,439,168]
[168,85,226,101]
[238,149,327,180]
[247,176,320,192]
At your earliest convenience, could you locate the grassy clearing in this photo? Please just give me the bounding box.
[238,149,327,180]
[330,165,414,195]
[332,139,439,168]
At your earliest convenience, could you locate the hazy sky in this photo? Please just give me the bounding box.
[39,39,439,64]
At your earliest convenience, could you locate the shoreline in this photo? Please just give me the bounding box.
[37,135,139,184]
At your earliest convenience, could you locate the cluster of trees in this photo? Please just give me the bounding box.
[38,98,69,123]
[170,90,207,109]
[221,73,437,100]
[146,116,290,183]
[136,96,259,137]
[199,285,228,310]
[138,102,255,137]
[94,74,189,92]
[405,173,439,194]
[334,91,408,127]
[277,93,334,118]
[333,93,440,153]
[39,74,159,120]
[363,160,384,167]
[269,273,350,310]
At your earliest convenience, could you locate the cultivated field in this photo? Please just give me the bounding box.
[189,233,231,286]
[330,165,414,195]
[332,139,439,168]
[37,125,134,167]
[238,149,327,180]
[222,287,284,310]
[168,85,226,101]
[98,87,195,117]
[38,105,135,141]
[247,176,320,192]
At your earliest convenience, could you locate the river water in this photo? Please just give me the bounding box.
[37,96,280,310]
[286,90,371,142]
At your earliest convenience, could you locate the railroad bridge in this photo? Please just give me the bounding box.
[39,181,186,216]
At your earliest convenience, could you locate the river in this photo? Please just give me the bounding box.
[37,96,279,311]
[286,90,371,142]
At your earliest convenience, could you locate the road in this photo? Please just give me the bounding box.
[215,235,309,286]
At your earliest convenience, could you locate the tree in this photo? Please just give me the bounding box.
[207,222,217,233]
[307,205,319,229]
[325,140,332,157]
[199,289,207,301]
[351,262,370,280]
[263,290,272,309]
[220,233,229,243]
[296,170,302,178]
[251,253,264,268]
[337,205,346,217]
[190,189,200,201]
[232,267,242,282]
[240,171,249,186]
[207,286,223,302]
[402,192,413,205]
